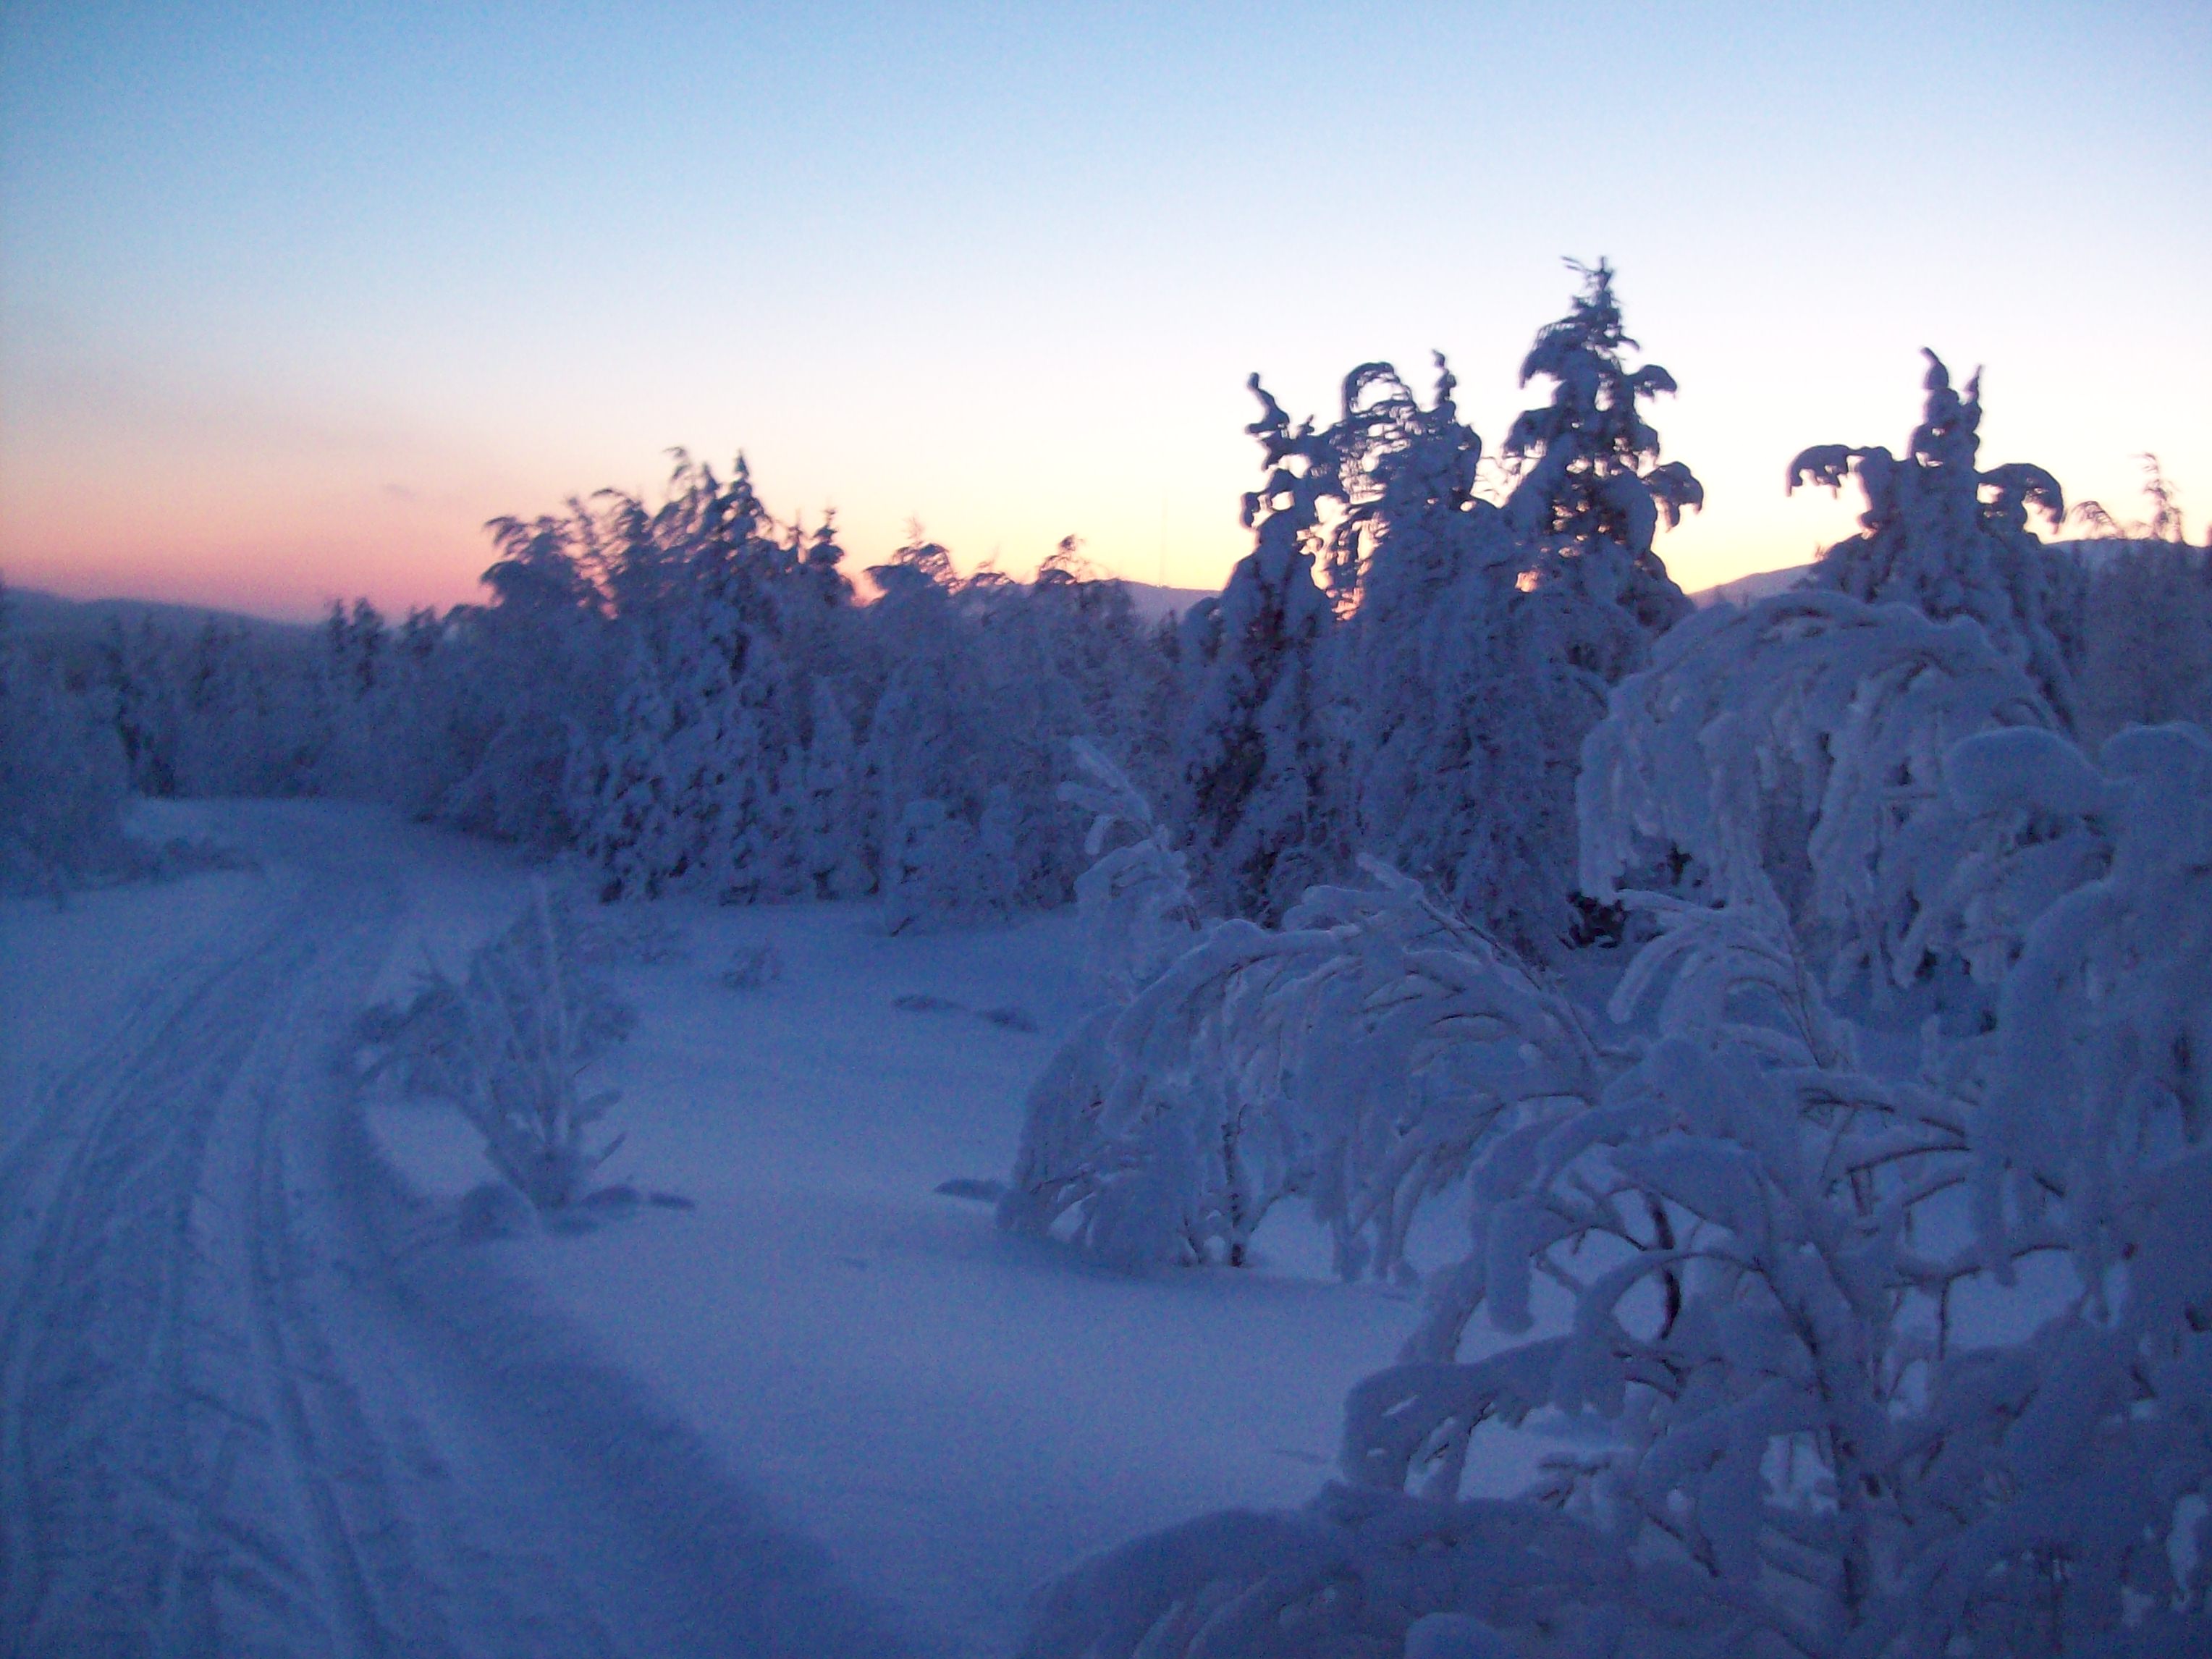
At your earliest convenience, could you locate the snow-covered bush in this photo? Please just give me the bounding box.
[1060,738,1199,1000]
[358,883,636,1210]
[1579,586,2059,1000]
[1022,719,2212,1659]
[1002,801,1603,1278]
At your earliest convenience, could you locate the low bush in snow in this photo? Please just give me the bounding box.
[357,882,636,1210]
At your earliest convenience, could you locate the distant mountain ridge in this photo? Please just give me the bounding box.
[1692,565,1812,608]
[4,588,310,641]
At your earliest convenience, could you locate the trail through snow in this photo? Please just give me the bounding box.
[0,804,906,1659]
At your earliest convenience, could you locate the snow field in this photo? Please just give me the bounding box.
[362,840,1443,1657]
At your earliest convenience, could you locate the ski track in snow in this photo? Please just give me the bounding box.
[0,808,910,1659]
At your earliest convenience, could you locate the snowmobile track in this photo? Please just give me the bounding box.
[1,814,912,1659]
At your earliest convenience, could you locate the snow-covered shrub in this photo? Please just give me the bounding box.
[1579,586,2059,999]
[1022,723,2212,1659]
[358,883,636,1209]
[1002,837,1603,1278]
[1060,738,1199,999]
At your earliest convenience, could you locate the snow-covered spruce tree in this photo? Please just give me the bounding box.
[566,633,693,900]
[1022,722,2211,1657]
[879,797,978,935]
[1578,586,2061,1002]
[439,507,618,848]
[1790,352,2081,727]
[799,674,870,899]
[1501,258,1701,686]
[101,614,184,798]
[1177,376,1345,921]
[358,883,635,1210]
[1323,347,1605,958]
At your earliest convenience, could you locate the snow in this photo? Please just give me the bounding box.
[331,811,1427,1655]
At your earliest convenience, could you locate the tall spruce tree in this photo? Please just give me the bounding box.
[1177,377,1344,921]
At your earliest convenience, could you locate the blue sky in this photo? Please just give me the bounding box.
[4,1,2206,617]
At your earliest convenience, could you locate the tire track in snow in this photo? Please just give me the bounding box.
[1,810,915,1659]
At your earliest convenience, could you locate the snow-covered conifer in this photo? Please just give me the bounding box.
[0,581,134,894]
[879,797,976,934]
[800,675,869,898]
[1501,258,1700,683]
[1790,351,2080,724]
[569,635,691,900]
[1325,350,1597,955]
[1176,377,1343,921]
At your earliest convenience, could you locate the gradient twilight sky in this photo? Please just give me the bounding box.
[3,2,2207,621]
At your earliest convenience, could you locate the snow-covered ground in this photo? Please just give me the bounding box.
[4,801,1427,1657]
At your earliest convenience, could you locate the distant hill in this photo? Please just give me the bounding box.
[1110,579,1215,624]
[3,588,308,643]
[1692,565,1812,609]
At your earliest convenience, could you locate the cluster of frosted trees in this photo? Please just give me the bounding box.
[0,581,135,892]
[0,266,1714,938]
[1013,354,2211,1655]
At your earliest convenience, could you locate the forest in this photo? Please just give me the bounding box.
[6,263,2211,1656]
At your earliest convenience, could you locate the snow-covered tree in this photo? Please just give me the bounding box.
[357,883,636,1210]
[2074,537,2212,746]
[1058,738,1199,1000]
[1579,586,2060,1000]
[1790,351,2080,726]
[1023,717,2212,1658]
[1324,351,1597,955]
[800,675,869,899]
[439,509,617,848]
[1501,258,1700,683]
[1176,377,1344,921]
[567,634,691,899]
[0,579,135,895]
[1002,816,1603,1279]
[879,797,978,935]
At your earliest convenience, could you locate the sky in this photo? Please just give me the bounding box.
[3,1,2207,622]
